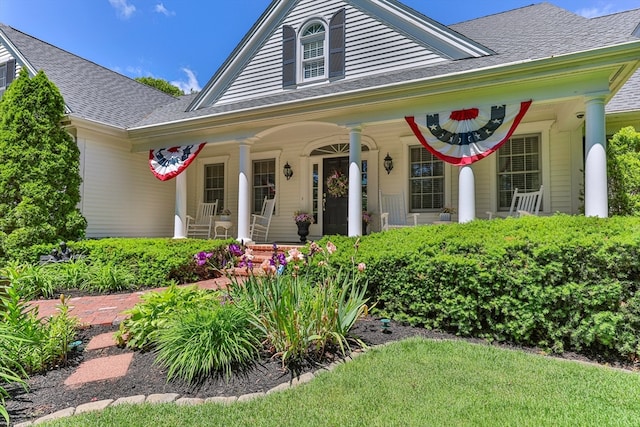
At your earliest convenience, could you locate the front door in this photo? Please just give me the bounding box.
[323,157,349,235]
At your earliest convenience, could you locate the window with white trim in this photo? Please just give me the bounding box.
[253,159,276,213]
[300,22,326,81]
[204,163,224,208]
[409,146,444,211]
[497,134,541,210]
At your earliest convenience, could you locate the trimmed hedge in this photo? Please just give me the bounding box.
[23,238,232,288]
[317,215,640,359]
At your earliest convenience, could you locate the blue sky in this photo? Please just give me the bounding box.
[1,0,639,93]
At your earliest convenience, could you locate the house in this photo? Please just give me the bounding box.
[1,1,640,243]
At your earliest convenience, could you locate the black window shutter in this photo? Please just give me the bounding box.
[5,59,15,85]
[329,9,345,79]
[282,25,296,88]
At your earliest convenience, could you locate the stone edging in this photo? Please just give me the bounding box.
[14,349,370,426]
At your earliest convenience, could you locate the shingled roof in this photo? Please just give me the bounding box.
[0,24,177,129]
[3,2,639,130]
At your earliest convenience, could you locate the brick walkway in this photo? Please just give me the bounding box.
[29,277,230,326]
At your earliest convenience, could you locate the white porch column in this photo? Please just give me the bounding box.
[237,141,252,243]
[348,126,363,236]
[584,95,608,218]
[173,171,187,239]
[458,165,476,223]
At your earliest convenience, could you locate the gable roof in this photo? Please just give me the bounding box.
[188,0,494,111]
[132,2,640,129]
[0,24,177,129]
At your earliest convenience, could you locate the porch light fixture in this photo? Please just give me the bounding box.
[283,161,293,180]
[383,153,393,174]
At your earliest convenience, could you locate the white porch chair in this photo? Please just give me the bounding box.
[250,197,276,242]
[487,185,543,219]
[379,191,420,231]
[186,201,218,238]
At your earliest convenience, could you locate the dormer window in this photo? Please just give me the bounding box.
[301,22,326,81]
[282,9,345,88]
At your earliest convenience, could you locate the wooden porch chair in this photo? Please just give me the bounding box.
[379,191,420,231]
[186,201,218,238]
[487,185,543,219]
[250,197,276,242]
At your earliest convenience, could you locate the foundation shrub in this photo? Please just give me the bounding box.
[321,215,640,359]
[15,238,229,290]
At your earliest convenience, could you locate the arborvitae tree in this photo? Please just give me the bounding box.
[134,76,184,97]
[607,126,640,216]
[0,69,86,259]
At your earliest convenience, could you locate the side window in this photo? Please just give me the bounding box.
[204,163,224,207]
[409,146,444,211]
[497,134,541,210]
[0,59,16,96]
[253,159,276,213]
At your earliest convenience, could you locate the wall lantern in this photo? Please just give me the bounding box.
[383,153,394,174]
[283,161,293,180]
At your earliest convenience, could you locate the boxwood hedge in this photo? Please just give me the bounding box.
[318,215,640,359]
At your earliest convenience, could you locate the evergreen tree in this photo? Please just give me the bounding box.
[607,126,640,216]
[0,69,86,259]
[134,76,184,97]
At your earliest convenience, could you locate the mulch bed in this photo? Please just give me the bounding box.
[4,317,637,426]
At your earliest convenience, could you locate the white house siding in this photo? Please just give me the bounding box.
[215,0,446,105]
[548,127,575,214]
[77,129,174,238]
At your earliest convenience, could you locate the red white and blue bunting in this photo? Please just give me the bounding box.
[405,100,532,166]
[149,143,206,181]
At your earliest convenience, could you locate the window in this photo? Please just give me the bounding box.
[497,134,541,210]
[301,22,326,81]
[204,163,224,207]
[253,159,276,213]
[282,9,345,88]
[0,59,15,95]
[409,146,444,211]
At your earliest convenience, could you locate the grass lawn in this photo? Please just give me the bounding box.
[43,338,640,427]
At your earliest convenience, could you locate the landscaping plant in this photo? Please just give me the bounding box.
[154,302,262,383]
[220,241,369,369]
[115,284,220,351]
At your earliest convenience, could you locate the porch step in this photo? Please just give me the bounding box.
[230,243,304,277]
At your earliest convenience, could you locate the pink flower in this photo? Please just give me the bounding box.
[358,262,366,272]
[326,241,337,254]
[261,259,276,274]
[244,248,254,261]
[286,248,305,262]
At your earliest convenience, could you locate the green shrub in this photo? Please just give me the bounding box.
[0,324,28,425]
[154,303,261,383]
[115,284,219,350]
[0,281,78,375]
[316,216,640,359]
[85,262,136,293]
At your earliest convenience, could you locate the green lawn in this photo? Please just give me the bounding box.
[43,338,640,427]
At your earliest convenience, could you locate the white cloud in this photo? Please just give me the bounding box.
[576,4,618,18]
[154,3,175,17]
[109,0,136,19]
[171,68,201,94]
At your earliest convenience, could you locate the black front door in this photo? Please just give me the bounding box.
[323,157,349,235]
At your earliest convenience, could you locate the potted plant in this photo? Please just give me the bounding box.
[294,211,314,243]
[439,207,455,222]
[220,208,231,222]
[362,211,372,235]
